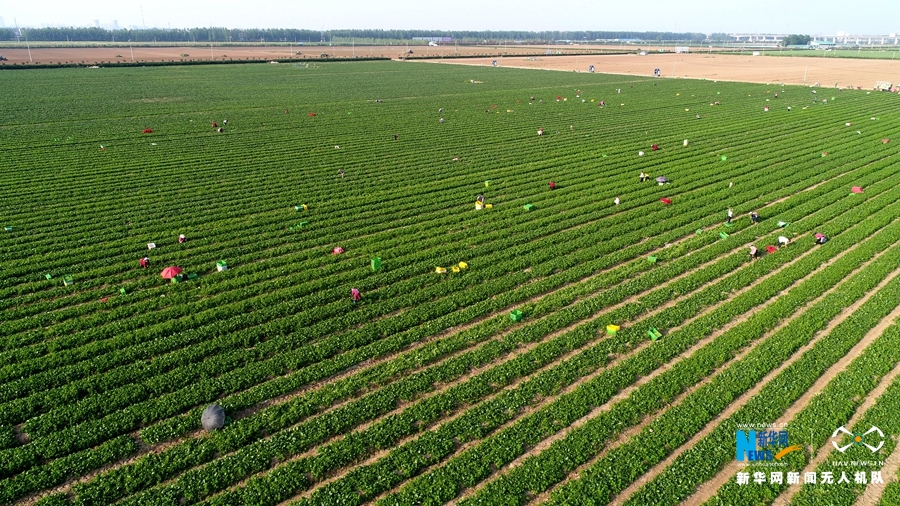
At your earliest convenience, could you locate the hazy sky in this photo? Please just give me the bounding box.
[3,0,898,35]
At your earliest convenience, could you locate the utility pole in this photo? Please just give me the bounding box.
[16,19,33,63]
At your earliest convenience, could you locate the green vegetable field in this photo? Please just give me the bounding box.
[3,61,900,505]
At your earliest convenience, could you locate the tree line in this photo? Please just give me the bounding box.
[0,27,719,43]
[781,34,812,46]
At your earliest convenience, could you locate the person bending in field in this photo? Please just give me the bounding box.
[749,245,758,260]
[339,169,345,178]
[750,211,759,224]
[726,207,733,224]
[351,288,361,305]
[640,172,647,182]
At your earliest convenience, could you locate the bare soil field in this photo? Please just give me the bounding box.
[430,52,900,87]
[0,44,575,65]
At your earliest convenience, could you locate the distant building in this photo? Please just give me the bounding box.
[413,37,452,43]
[732,33,899,46]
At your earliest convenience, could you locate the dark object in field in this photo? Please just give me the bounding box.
[201,404,226,431]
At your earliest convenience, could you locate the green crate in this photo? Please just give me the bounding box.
[216,261,228,272]
[371,257,382,271]
[696,228,703,234]
[187,273,199,280]
[45,273,53,280]
[719,231,729,239]
[647,256,657,263]
[3,226,12,232]
[523,204,534,211]
[63,275,74,286]
[120,288,127,295]
[648,328,663,341]
[485,181,491,187]
[510,310,523,322]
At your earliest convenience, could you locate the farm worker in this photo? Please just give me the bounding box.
[774,93,778,99]
[339,169,345,178]
[729,181,733,188]
[696,115,701,119]
[749,245,758,260]
[351,288,361,305]
[537,128,543,136]
[617,89,621,94]
[394,134,399,140]
[212,121,218,128]
[750,211,759,224]
[178,234,186,244]
[787,106,792,111]
[217,128,224,133]
[815,234,828,245]
[639,172,647,182]
[726,208,733,224]
[223,119,228,125]
[778,236,790,247]
[439,118,444,123]
[476,194,485,204]
[140,257,150,268]
[530,96,535,101]
[285,109,289,114]
[764,106,769,112]
[614,196,620,206]
[439,108,443,113]
[549,181,556,190]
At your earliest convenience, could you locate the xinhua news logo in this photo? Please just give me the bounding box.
[736,430,803,462]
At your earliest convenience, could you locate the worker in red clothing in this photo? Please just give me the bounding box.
[351,288,361,305]
[549,181,556,190]
[178,234,186,244]
[140,257,150,268]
